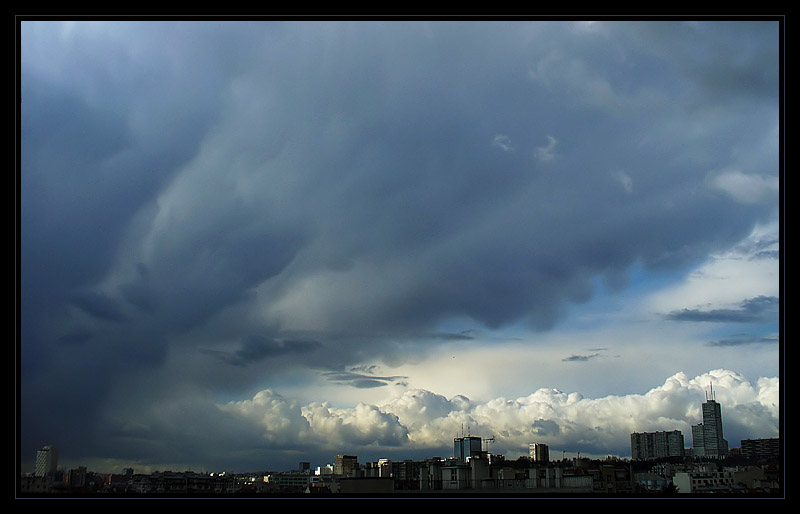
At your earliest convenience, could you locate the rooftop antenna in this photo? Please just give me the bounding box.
[706,380,715,402]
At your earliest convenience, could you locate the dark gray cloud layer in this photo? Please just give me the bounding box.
[202,335,324,367]
[321,369,408,389]
[706,334,779,347]
[562,353,602,363]
[665,295,779,323]
[19,20,779,472]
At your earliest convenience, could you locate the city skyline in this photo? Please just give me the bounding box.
[26,381,772,477]
[18,17,781,475]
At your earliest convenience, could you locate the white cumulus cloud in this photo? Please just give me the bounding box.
[302,402,409,448]
[216,369,778,459]
[219,389,313,445]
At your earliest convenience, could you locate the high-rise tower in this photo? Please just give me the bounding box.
[529,442,550,463]
[34,445,58,477]
[453,436,483,463]
[692,383,728,457]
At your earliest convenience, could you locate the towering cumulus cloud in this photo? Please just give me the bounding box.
[19,19,779,473]
[214,369,777,466]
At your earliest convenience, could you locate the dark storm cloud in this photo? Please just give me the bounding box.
[19,21,273,468]
[56,330,94,345]
[321,369,408,388]
[428,331,477,341]
[19,20,779,472]
[665,295,779,323]
[615,21,779,104]
[202,335,323,367]
[68,290,127,322]
[182,21,775,338]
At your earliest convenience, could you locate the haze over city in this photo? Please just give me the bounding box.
[18,18,781,476]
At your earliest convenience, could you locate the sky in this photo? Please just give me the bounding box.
[18,18,781,475]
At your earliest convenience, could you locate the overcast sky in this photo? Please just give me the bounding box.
[19,18,781,475]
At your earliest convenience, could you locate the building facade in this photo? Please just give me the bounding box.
[529,443,550,463]
[692,424,706,456]
[334,455,359,477]
[673,468,736,493]
[34,446,58,477]
[630,430,685,460]
[453,436,483,463]
[741,438,780,460]
[265,472,312,492]
[692,386,728,458]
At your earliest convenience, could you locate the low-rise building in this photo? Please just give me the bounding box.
[672,468,737,493]
[265,472,311,492]
[634,472,670,492]
[19,475,56,494]
[741,438,780,460]
[581,464,634,494]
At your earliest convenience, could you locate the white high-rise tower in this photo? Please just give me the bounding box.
[34,445,58,476]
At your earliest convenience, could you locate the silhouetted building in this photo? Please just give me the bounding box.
[67,466,87,487]
[339,477,394,494]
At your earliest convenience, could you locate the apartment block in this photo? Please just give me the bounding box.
[630,430,685,460]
